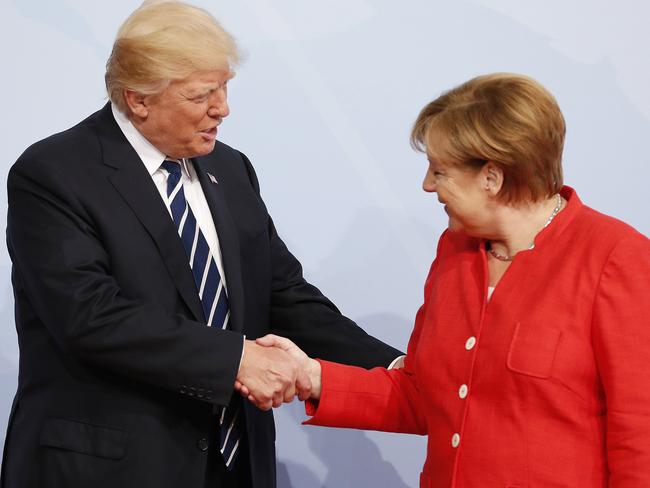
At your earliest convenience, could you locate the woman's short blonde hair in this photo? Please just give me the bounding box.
[411,73,565,204]
[105,1,240,114]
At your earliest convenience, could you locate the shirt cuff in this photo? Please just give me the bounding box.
[388,355,406,370]
[237,334,246,372]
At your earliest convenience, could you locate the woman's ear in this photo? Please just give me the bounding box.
[482,161,504,196]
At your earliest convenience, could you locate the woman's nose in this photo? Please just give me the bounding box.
[422,171,437,193]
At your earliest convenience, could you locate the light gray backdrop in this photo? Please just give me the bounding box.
[1,1,649,486]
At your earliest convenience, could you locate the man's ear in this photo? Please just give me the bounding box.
[482,161,504,196]
[123,90,149,119]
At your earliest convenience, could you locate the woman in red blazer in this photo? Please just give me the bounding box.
[252,73,650,487]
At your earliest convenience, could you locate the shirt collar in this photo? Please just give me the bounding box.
[111,103,192,179]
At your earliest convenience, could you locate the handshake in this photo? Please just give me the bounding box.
[234,335,322,411]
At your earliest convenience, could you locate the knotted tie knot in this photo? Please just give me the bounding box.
[161,159,182,179]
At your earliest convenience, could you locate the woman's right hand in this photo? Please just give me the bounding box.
[254,334,322,400]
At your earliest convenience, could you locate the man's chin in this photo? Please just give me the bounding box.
[187,141,217,158]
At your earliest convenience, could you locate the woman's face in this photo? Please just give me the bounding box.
[423,157,491,235]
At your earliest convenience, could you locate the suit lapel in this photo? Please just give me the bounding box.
[193,157,245,334]
[95,104,205,323]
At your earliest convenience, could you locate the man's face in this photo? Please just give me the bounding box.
[133,69,232,159]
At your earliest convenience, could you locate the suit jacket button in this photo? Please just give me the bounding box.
[197,438,209,452]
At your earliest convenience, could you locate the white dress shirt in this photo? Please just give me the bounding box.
[487,286,496,301]
[111,104,228,297]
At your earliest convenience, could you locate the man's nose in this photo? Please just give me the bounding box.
[208,92,229,118]
[208,102,229,119]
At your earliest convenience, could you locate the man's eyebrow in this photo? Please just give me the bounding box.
[180,86,211,99]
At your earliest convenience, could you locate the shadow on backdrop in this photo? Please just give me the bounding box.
[277,460,321,488]
[0,269,18,451]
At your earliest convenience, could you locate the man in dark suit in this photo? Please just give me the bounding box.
[1,2,401,488]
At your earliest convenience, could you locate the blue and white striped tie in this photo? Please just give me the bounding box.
[162,159,242,469]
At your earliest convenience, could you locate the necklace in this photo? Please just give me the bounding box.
[487,193,563,262]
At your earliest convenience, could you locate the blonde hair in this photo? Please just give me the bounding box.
[105,1,240,114]
[411,73,565,204]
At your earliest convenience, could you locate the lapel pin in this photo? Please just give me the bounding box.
[207,172,219,185]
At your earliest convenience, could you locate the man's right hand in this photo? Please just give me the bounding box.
[236,340,311,411]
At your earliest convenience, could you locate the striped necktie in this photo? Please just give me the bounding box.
[161,159,242,469]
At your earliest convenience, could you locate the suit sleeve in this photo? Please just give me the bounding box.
[7,155,243,407]
[302,254,442,434]
[238,151,403,368]
[591,232,650,487]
